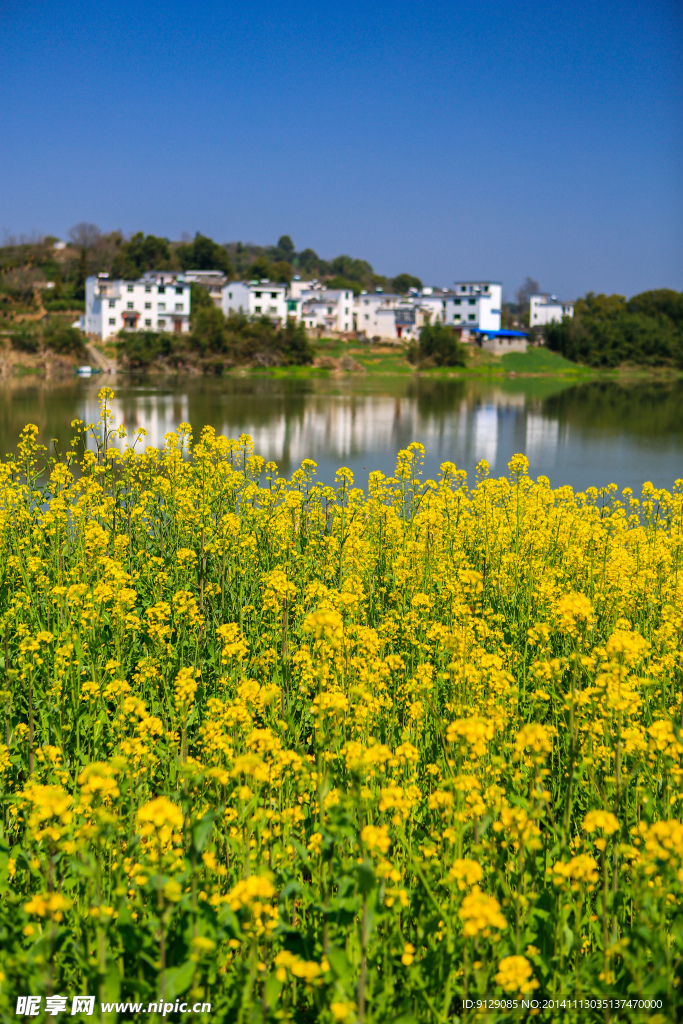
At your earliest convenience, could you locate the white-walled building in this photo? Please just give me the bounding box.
[288,278,318,299]
[529,294,574,327]
[300,289,354,333]
[353,292,403,337]
[185,270,227,308]
[452,282,502,333]
[222,281,288,322]
[85,271,191,339]
[417,287,455,326]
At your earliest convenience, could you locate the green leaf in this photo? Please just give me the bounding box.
[264,973,282,1008]
[192,811,216,853]
[356,859,376,895]
[162,961,196,1001]
[326,945,351,981]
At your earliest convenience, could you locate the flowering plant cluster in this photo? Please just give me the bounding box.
[0,389,681,1022]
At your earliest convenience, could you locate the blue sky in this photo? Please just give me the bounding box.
[0,0,681,299]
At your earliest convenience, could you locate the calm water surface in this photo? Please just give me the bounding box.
[1,376,682,493]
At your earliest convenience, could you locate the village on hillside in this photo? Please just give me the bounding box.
[84,267,574,356]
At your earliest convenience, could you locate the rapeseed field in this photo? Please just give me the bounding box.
[0,388,681,1022]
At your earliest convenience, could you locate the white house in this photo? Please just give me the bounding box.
[288,278,318,299]
[451,282,502,334]
[300,289,354,333]
[529,294,574,327]
[85,271,191,339]
[353,292,402,337]
[222,281,288,322]
[417,287,456,326]
[184,270,227,308]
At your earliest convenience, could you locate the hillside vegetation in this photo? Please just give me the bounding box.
[0,229,425,323]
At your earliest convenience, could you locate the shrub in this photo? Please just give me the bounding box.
[119,330,175,368]
[10,329,40,353]
[43,323,86,356]
[411,321,467,367]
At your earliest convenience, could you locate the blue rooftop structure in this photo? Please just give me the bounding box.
[473,328,528,337]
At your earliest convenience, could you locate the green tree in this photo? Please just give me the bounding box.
[189,282,215,320]
[325,277,362,295]
[69,222,101,300]
[177,233,232,274]
[275,235,295,261]
[271,261,294,285]
[191,305,230,354]
[546,290,683,367]
[247,256,272,281]
[111,233,174,279]
[297,249,320,275]
[392,273,423,294]
[72,247,88,301]
[412,322,467,367]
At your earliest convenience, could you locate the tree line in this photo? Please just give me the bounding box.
[546,290,683,367]
[0,226,425,319]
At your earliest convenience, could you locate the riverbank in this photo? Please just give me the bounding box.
[1,333,681,381]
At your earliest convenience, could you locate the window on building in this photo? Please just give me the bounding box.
[271,292,277,299]
[469,299,475,305]
[255,305,262,314]
[268,306,277,314]
[228,292,232,299]
[158,319,166,329]
[468,314,476,321]
[158,303,166,311]
[460,286,466,293]
[109,318,116,325]
[483,285,489,292]
[127,302,133,310]
[176,286,183,295]
[364,314,369,321]
[127,285,133,292]
[145,285,151,293]
[145,302,151,309]
[158,286,165,294]
[109,300,115,308]
[255,291,262,299]
[175,303,183,312]
[145,319,152,327]
[344,308,349,315]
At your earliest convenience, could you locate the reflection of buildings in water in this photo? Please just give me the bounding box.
[75,390,570,479]
[80,395,190,450]
[525,413,559,467]
[232,397,425,469]
[472,406,498,466]
[231,396,487,472]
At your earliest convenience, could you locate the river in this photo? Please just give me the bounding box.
[1,375,681,493]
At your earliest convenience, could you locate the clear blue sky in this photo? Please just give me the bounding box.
[1,0,681,300]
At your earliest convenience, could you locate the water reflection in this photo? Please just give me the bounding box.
[1,376,681,492]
